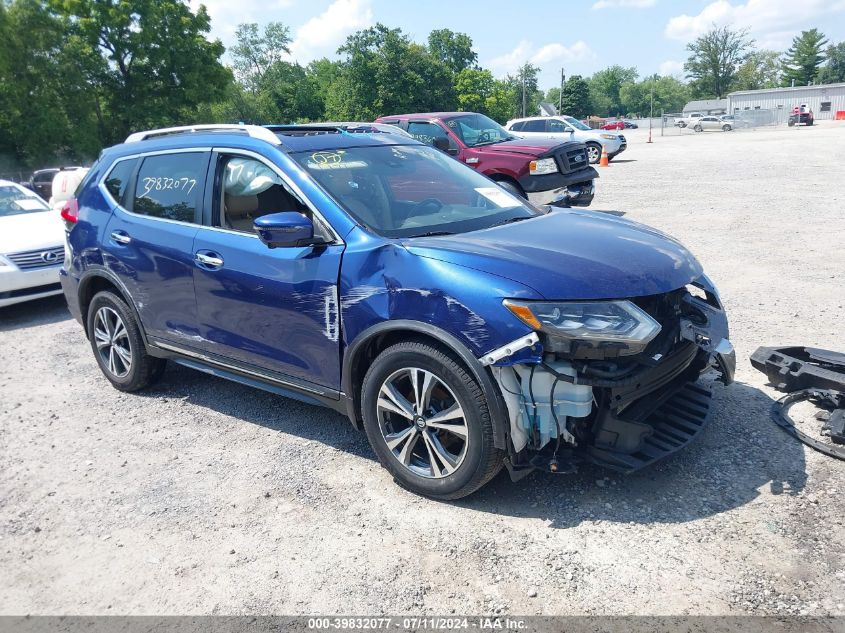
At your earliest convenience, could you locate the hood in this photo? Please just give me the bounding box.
[403,209,703,300]
[0,210,65,255]
[479,137,576,157]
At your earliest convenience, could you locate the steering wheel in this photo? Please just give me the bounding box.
[412,198,443,214]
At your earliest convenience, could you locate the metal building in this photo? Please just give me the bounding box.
[682,99,727,115]
[727,83,845,120]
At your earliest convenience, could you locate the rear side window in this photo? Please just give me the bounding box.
[522,120,547,132]
[132,153,207,223]
[509,121,525,131]
[104,158,136,203]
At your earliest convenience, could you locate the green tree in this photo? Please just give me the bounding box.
[588,65,638,116]
[733,50,782,91]
[0,0,99,167]
[560,74,592,118]
[327,24,455,120]
[231,22,292,91]
[307,58,342,108]
[427,28,477,74]
[782,28,828,86]
[514,62,542,117]
[51,0,231,144]
[684,26,753,98]
[485,78,519,123]
[818,41,845,84]
[454,67,495,113]
[619,75,691,116]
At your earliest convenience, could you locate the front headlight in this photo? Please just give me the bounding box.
[599,133,617,140]
[503,299,661,355]
[528,158,558,175]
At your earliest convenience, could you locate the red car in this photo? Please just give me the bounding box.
[600,119,625,131]
[374,112,598,207]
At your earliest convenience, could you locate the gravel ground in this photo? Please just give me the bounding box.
[1,123,844,616]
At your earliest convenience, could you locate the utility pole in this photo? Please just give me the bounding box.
[559,67,565,114]
[648,73,654,143]
[522,71,527,118]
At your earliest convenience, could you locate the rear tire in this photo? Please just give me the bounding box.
[86,291,166,392]
[722,124,732,132]
[694,124,703,132]
[360,341,504,500]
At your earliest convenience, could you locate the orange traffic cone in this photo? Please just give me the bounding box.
[599,145,609,167]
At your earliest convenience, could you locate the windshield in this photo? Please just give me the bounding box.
[561,116,591,131]
[443,114,513,148]
[0,185,50,217]
[293,144,542,238]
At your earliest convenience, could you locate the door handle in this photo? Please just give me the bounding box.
[110,230,131,245]
[195,252,224,268]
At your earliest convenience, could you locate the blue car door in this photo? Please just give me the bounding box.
[102,150,210,344]
[190,150,344,390]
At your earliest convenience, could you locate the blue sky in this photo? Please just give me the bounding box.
[201,0,845,88]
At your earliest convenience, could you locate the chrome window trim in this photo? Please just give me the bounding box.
[208,147,343,245]
[98,148,209,228]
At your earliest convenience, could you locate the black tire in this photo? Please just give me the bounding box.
[722,124,732,132]
[586,143,602,164]
[495,179,526,199]
[694,124,703,132]
[360,341,504,500]
[808,120,814,126]
[86,290,166,392]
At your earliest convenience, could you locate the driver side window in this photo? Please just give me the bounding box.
[549,120,570,133]
[215,155,310,233]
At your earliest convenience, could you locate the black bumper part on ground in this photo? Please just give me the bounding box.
[518,165,598,194]
[586,381,713,473]
[750,346,845,392]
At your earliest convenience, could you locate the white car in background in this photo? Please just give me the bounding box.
[0,180,66,308]
[505,115,626,164]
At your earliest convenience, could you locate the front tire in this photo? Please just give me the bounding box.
[722,124,732,132]
[87,291,166,392]
[360,342,503,500]
[694,124,703,132]
[495,179,526,199]
[586,143,602,164]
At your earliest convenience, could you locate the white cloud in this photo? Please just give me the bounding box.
[592,0,656,9]
[489,39,595,76]
[288,0,374,62]
[659,59,684,76]
[665,0,845,46]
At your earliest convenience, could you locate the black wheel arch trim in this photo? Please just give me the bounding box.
[342,320,510,449]
[77,267,149,346]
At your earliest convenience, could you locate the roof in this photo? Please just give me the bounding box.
[107,123,419,159]
[683,99,727,112]
[728,82,845,97]
[377,112,471,120]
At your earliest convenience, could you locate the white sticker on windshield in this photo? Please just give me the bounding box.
[15,198,47,211]
[475,187,521,208]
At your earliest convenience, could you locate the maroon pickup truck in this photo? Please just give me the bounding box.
[375,112,598,207]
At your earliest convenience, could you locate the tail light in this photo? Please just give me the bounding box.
[60,198,79,224]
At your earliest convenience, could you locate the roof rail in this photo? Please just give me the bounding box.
[124,124,281,145]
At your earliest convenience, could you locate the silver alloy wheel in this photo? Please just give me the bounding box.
[376,367,469,479]
[587,145,601,164]
[93,306,132,378]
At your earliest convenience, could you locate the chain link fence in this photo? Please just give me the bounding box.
[656,108,790,136]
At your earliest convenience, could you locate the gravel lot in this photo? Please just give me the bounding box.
[2,123,844,616]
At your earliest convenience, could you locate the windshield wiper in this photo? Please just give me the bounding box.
[407,230,454,238]
[493,216,531,227]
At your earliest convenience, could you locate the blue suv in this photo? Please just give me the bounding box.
[61,123,735,499]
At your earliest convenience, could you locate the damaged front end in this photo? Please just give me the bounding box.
[484,277,736,479]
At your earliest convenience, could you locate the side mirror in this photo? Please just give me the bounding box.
[433,137,457,155]
[254,212,315,248]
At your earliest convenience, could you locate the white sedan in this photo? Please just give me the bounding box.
[0,179,66,308]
